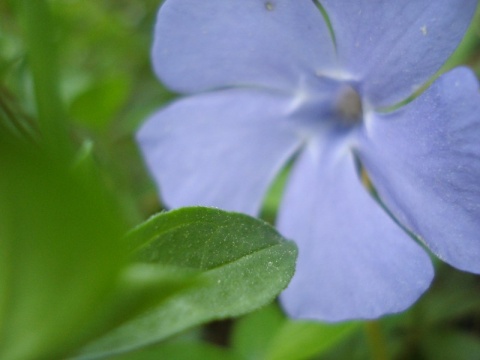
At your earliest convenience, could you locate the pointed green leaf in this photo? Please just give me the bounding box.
[232,304,285,360]
[83,264,201,341]
[112,341,242,360]
[77,207,297,358]
[231,304,359,360]
[265,321,360,360]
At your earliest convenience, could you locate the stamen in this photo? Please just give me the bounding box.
[336,86,363,124]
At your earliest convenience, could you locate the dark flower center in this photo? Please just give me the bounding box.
[335,86,363,125]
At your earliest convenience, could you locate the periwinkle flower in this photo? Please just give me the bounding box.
[138,0,480,321]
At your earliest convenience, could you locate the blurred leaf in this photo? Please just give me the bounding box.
[17,0,71,157]
[77,207,297,358]
[416,269,480,325]
[73,139,95,168]
[423,287,480,326]
[265,321,360,360]
[422,330,480,360]
[0,87,39,142]
[112,341,241,360]
[0,135,128,360]
[79,263,201,344]
[232,304,285,360]
[261,166,290,222]
[70,76,130,131]
[442,4,480,73]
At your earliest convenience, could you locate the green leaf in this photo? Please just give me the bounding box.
[0,87,39,143]
[111,341,242,360]
[231,304,285,360]
[416,268,480,326]
[231,303,360,360]
[17,0,71,157]
[84,264,201,341]
[0,136,128,360]
[77,207,298,359]
[260,165,290,222]
[422,330,480,360]
[265,321,360,360]
[441,4,480,73]
[70,76,130,131]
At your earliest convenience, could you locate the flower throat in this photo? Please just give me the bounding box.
[335,86,363,125]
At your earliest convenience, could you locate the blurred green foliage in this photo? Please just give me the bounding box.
[0,1,299,359]
[1,0,176,225]
[0,134,128,359]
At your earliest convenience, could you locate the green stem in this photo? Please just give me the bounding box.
[17,0,72,158]
[364,321,389,360]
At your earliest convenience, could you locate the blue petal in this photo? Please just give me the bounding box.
[358,67,480,274]
[321,0,477,108]
[152,0,336,94]
[137,89,302,215]
[278,138,433,321]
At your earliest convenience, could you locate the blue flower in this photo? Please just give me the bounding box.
[137,0,480,321]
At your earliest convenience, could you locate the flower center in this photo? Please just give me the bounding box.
[335,86,363,125]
